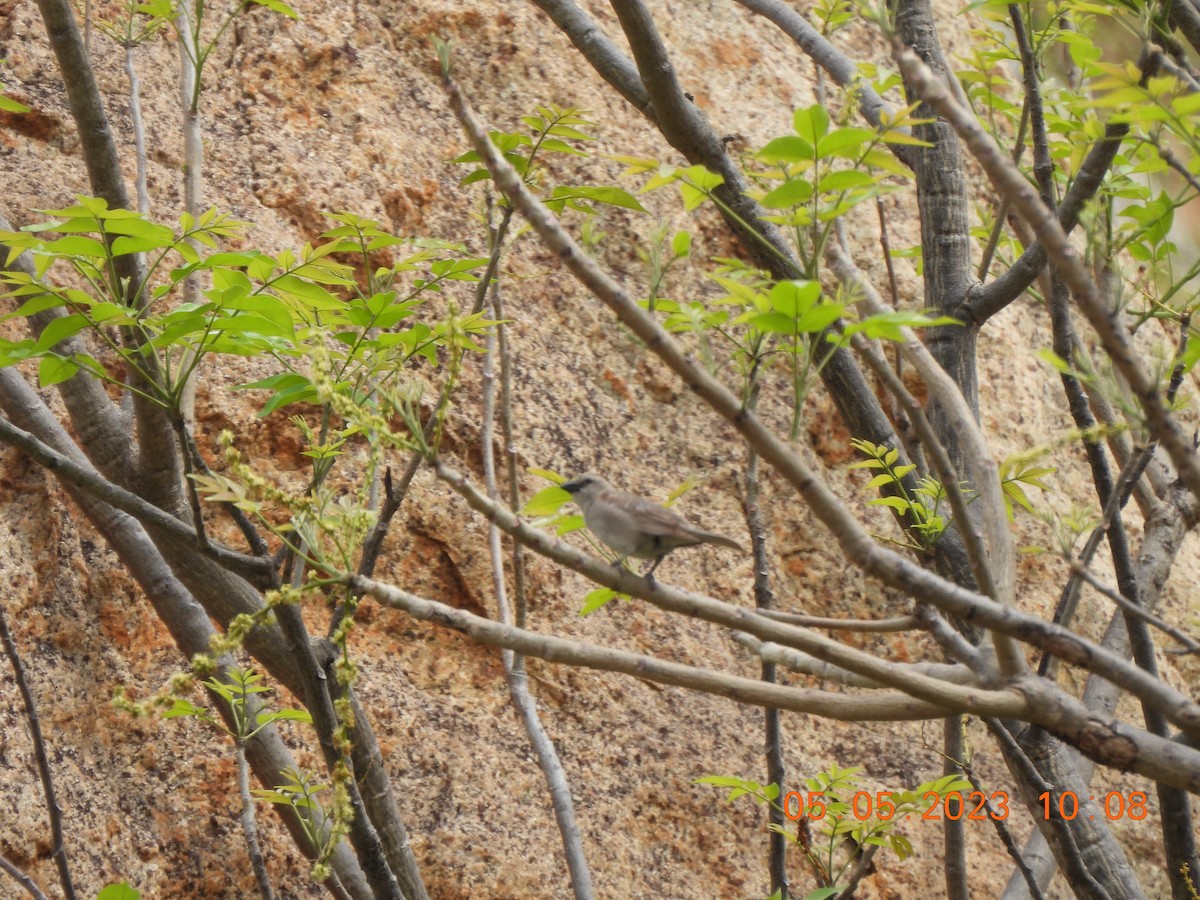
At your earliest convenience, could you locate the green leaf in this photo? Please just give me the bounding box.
[879,127,933,147]
[548,185,647,213]
[761,179,814,208]
[746,312,797,334]
[111,234,172,256]
[97,883,141,900]
[538,137,588,156]
[795,303,844,332]
[0,338,37,367]
[677,166,724,210]
[817,169,877,193]
[1,293,65,320]
[45,235,107,258]
[272,274,342,310]
[261,378,319,415]
[38,355,78,386]
[870,496,916,511]
[816,127,876,157]
[88,301,135,324]
[103,216,172,239]
[34,313,90,352]
[1180,335,1200,374]
[523,486,570,516]
[803,889,846,900]
[163,698,209,719]
[249,0,299,16]
[580,588,619,616]
[768,280,821,317]
[793,104,830,145]
[757,135,814,163]
[259,709,314,725]
[844,311,959,342]
[556,513,585,536]
[0,94,30,114]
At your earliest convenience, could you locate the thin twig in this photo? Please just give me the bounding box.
[481,268,593,894]
[175,418,211,551]
[744,441,787,899]
[0,855,48,900]
[734,631,981,689]
[912,604,993,680]
[957,755,1044,899]
[0,602,76,900]
[235,739,274,900]
[1069,563,1200,653]
[187,435,272,560]
[1154,139,1200,195]
[875,197,901,310]
[985,720,1112,899]
[897,46,1200,514]
[753,609,916,632]
[975,95,1028,282]
[0,412,274,586]
[124,44,150,215]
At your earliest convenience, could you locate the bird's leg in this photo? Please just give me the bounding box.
[641,555,665,587]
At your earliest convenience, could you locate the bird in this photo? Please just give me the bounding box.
[560,473,743,584]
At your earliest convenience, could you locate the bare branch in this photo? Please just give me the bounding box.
[481,283,594,899]
[896,47,1200,510]
[733,631,981,689]
[1071,563,1200,653]
[354,572,965,720]
[433,459,1036,716]
[0,855,48,900]
[0,601,77,900]
[964,121,1128,322]
[0,412,275,587]
[438,72,1200,741]
[732,0,910,160]
[754,609,916,632]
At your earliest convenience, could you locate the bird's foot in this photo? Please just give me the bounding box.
[640,557,664,588]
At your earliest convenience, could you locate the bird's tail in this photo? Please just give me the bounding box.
[699,531,744,552]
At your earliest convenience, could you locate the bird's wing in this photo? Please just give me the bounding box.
[620,492,743,550]
[614,492,703,540]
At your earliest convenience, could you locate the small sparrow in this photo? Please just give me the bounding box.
[561,473,743,583]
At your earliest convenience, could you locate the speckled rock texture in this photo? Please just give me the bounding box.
[0,0,1197,898]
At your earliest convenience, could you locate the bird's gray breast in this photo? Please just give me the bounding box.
[584,502,659,558]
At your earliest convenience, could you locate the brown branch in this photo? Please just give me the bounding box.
[440,69,1200,741]
[733,631,981,689]
[753,609,916,632]
[35,0,184,513]
[353,573,966,720]
[897,47,1200,514]
[744,442,787,898]
[0,601,76,900]
[0,413,275,587]
[480,280,594,898]
[0,855,48,900]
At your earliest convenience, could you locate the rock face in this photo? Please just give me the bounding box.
[0,1,1193,898]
